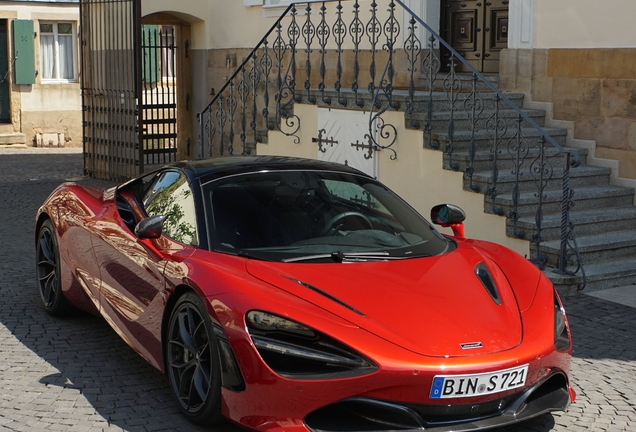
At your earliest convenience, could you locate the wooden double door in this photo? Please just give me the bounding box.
[441,0,509,73]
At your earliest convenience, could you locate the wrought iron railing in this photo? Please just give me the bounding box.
[197,0,586,289]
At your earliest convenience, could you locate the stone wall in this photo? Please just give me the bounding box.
[500,48,636,180]
[21,110,82,148]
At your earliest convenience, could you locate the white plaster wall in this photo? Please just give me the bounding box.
[143,0,272,50]
[510,0,636,49]
[0,3,76,19]
[508,0,536,50]
[258,105,530,257]
[22,84,81,112]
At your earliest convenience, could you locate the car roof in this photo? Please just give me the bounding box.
[172,156,371,184]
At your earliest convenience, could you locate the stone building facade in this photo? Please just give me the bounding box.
[0,0,81,148]
[502,0,636,181]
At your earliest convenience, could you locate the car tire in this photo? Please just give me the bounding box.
[36,219,72,316]
[166,292,223,425]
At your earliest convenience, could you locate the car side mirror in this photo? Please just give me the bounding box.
[431,204,466,239]
[134,215,165,239]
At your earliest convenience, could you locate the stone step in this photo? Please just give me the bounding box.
[425,127,569,153]
[417,72,500,92]
[469,164,612,195]
[414,108,547,132]
[0,133,27,146]
[484,185,633,219]
[510,206,636,242]
[445,146,588,175]
[304,88,525,113]
[536,230,636,270]
[405,91,525,113]
[547,259,636,296]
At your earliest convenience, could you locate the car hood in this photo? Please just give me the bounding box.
[246,242,523,357]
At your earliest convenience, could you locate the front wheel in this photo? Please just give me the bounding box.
[36,219,71,316]
[166,292,222,425]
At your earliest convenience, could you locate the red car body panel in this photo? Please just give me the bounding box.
[245,248,523,357]
[36,160,575,432]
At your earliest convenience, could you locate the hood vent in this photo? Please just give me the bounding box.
[283,276,365,316]
[475,262,502,305]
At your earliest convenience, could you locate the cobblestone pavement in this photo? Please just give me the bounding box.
[0,150,634,431]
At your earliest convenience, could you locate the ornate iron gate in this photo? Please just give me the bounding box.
[80,0,142,181]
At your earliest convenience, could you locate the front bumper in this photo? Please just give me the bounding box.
[305,371,573,431]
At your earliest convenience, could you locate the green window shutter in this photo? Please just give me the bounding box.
[142,25,160,83]
[12,19,35,85]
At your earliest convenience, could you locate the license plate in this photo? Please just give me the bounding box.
[430,364,529,399]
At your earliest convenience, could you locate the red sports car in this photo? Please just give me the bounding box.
[35,156,575,431]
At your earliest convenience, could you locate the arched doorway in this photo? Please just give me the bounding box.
[141,13,193,165]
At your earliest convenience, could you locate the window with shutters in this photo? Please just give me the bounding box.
[39,22,77,83]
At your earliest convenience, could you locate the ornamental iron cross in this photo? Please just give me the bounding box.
[312,129,339,153]
[351,133,376,160]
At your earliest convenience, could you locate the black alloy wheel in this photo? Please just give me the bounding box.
[36,220,71,315]
[166,292,222,425]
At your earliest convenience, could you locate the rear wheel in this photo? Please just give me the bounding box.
[166,292,222,425]
[36,219,71,316]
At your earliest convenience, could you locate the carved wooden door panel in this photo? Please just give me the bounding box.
[441,0,509,73]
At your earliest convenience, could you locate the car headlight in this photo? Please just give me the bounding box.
[246,311,377,379]
[554,292,571,351]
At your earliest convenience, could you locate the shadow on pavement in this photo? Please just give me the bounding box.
[0,154,242,431]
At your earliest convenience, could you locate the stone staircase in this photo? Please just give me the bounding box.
[407,77,636,295]
[286,79,636,294]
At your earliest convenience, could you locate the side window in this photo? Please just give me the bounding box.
[143,171,197,246]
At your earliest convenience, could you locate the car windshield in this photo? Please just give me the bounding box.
[202,170,449,262]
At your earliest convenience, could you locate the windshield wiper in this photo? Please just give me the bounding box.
[282,253,335,263]
[283,251,403,263]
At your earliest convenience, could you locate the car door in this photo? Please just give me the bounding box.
[91,169,197,368]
